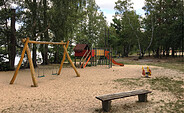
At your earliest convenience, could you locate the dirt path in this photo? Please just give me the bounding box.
[0,65,183,113]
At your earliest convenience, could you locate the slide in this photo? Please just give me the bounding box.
[105,52,124,66]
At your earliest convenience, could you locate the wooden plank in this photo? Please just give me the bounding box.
[58,40,69,75]
[26,45,38,87]
[96,89,151,101]
[22,38,66,45]
[10,38,29,84]
[62,45,80,77]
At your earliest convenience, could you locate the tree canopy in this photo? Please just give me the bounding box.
[0,0,183,70]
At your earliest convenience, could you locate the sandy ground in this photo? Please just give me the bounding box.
[0,65,183,113]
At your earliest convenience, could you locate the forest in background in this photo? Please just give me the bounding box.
[0,0,184,71]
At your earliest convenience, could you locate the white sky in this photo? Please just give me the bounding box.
[95,0,145,25]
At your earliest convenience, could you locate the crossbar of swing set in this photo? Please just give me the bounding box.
[22,38,67,45]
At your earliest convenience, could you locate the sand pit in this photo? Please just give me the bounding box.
[0,65,183,113]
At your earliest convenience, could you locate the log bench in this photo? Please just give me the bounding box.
[96,89,152,112]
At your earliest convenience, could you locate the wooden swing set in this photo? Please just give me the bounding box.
[10,37,80,87]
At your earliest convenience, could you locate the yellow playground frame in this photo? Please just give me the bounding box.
[10,37,80,87]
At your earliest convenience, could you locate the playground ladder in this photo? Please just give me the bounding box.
[79,49,89,65]
[80,51,91,68]
[83,55,91,68]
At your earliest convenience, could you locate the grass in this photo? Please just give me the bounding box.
[114,78,145,87]
[112,57,184,112]
[148,77,184,99]
[121,57,184,72]
[114,77,184,113]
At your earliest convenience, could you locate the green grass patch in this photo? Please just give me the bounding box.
[114,78,144,87]
[147,62,183,72]
[148,77,184,99]
[122,58,184,72]
[160,100,184,113]
[114,76,184,113]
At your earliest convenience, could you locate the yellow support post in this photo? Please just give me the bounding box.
[10,38,29,84]
[26,45,38,87]
[58,40,69,75]
[62,44,80,77]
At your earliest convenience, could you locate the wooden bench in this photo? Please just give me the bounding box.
[96,89,152,112]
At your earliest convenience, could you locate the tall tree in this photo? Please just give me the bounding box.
[32,0,37,66]
[9,8,16,69]
[74,0,107,48]
[143,0,184,57]
[49,0,86,63]
[0,0,17,70]
[42,0,49,65]
[113,0,141,57]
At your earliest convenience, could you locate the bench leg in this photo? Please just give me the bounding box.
[138,94,148,102]
[102,100,111,112]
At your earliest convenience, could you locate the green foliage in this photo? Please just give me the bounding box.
[74,0,107,48]
[110,0,184,57]
[142,0,184,57]
[112,0,140,57]
[0,62,11,71]
[0,0,184,69]
[0,0,15,70]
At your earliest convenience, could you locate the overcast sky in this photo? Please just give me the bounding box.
[95,0,145,25]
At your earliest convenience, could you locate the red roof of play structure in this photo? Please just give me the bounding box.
[73,44,89,52]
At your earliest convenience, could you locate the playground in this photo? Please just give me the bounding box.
[0,0,183,112]
[0,57,183,113]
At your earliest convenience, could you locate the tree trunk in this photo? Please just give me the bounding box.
[9,9,16,70]
[156,48,159,58]
[163,48,165,57]
[32,0,37,67]
[182,43,184,57]
[32,43,37,67]
[54,49,59,63]
[166,48,169,57]
[43,0,49,65]
[172,47,175,57]
[152,50,155,56]
[176,50,177,57]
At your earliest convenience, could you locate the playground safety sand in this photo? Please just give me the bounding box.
[0,65,183,113]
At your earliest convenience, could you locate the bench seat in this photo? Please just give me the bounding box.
[96,89,152,112]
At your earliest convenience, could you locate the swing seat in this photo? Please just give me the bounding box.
[52,73,58,75]
[38,75,45,78]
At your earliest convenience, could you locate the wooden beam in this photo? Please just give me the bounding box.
[10,38,29,84]
[58,40,69,75]
[62,45,80,77]
[26,45,38,87]
[22,38,66,45]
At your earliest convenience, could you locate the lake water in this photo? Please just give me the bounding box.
[14,51,42,66]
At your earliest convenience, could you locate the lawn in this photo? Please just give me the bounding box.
[113,56,184,113]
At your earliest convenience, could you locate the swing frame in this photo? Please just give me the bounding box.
[10,37,80,87]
